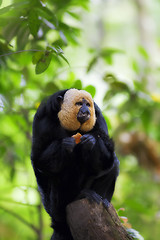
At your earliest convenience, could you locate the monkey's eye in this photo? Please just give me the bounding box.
[86,102,90,107]
[76,102,83,106]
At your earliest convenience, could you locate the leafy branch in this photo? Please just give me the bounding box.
[0,204,39,234]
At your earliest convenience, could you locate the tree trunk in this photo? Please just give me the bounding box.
[66,199,133,240]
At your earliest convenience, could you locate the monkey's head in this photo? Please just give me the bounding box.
[58,89,96,132]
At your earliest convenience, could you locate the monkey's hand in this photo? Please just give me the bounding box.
[62,137,76,153]
[80,134,96,150]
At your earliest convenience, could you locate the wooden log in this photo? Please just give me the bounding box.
[66,199,133,240]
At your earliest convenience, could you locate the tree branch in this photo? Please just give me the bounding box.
[66,199,133,240]
[0,205,39,234]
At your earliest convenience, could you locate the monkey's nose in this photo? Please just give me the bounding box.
[77,112,90,124]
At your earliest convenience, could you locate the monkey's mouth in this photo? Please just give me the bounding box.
[77,112,90,124]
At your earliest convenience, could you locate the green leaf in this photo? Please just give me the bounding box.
[133,80,143,91]
[17,23,30,50]
[47,45,58,54]
[103,73,118,83]
[84,85,96,98]
[0,0,3,7]
[59,22,80,45]
[0,1,29,15]
[103,89,115,102]
[105,55,112,65]
[44,82,60,95]
[87,56,98,72]
[110,81,130,92]
[37,7,58,27]
[103,81,130,103]
[0,5,16,15]
[138,46,149,60]
[58,53,70,66]
[47,45,70,66]
[28,9,40,37]
[3,20,21,42]
[66,11,81,20]
[71,80,83,90]
[132,60,140,74]
[141,108,151,132]
[32,51,44,65]
[100,48,124,64]
[35,51,52,74]
[101,48,124,57]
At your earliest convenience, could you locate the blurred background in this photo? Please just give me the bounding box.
[0,0,160,239]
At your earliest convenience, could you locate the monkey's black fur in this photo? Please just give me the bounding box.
[31,89,119,240]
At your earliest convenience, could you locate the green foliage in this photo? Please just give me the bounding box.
[35,51,52,74]
[102,72,160,140]
[0,0,160,240]
[114,156,160,240]
[0,0,86,73]
[87,48,124,72]
[28,9,40,37]
[84,85,96,98]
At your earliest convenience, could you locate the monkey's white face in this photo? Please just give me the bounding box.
[58,89,96,132]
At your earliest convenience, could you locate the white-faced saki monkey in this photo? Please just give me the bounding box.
[31,88,119,240]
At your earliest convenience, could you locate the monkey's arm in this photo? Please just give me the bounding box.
[31,136,76,175]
